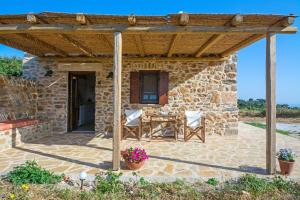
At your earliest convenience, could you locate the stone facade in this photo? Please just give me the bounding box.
[0,75,37,121]
[23,54,238,136]
[0,121,52,151]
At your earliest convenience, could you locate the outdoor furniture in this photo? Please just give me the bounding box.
[122,109,143,140]
[184,111,205,143]
[148,113,179,140]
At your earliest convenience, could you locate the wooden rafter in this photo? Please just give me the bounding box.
[0,36,44,56]
[76,13,91,25]
[58,34,95,57]
[0,24,296,34]
[227,14,243,27]
[27,14,48,24]
[128,14,136,25]
[194,34,223,57]
[270,16,295,28]
[16,33,67,56]
[179,13,189,25]
[221,34,265,57]
[167,34,180,57]
[97,34,113,50]
[41,55,228,63]
[134,34,145,57]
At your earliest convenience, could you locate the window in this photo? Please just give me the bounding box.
[130,71,169,105]
[140,71,159,104]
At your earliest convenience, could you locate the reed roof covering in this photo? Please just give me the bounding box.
[0,12,297,62]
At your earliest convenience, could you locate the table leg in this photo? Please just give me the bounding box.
[149,117,152,140]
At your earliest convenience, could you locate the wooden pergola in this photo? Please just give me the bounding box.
[0,12,297,174]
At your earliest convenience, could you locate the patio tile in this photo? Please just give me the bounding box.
[0,122,299,181]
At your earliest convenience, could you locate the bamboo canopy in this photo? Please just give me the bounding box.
[0,12,297,62]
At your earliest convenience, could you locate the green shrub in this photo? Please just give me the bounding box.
[229,174,300,197]
[5,160,63,185]
[94,171,124,194]
[207,178,218,186]
[0,56,22,77]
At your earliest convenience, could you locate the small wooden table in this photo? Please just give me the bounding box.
[148,114,179,140]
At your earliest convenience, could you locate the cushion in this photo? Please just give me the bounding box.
[124,109,142,127]
[185,111,201,129]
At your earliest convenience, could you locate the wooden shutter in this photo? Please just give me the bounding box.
[130,72,140,103]
[158,71,169,105]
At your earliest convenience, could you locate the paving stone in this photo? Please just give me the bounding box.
[0,123,299,181]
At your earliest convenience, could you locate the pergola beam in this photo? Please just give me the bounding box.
[0,36,44,56]
[58,34,95,57]
[128,14,136,25]
[167,34,180,57]
[271,16,295,27]
[16,33,67,56]
[195,34,223,57]
[229,14,243,27]
[134,34,145,57]
[76,13,92,25]
[97,34,113,50]
[266,33,276,175]
[40,55,228,63]
[112,32,122,171]
[27,14,49,24]
[179,13,189,25]
[0,24,296,34]
[221,34,265,57]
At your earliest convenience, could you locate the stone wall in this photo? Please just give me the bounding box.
[23,54,238,135]
[23,55,68,134]
[0,75,37,121]
[0,121,52,151]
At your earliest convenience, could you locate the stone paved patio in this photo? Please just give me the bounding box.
[0,123,299,182]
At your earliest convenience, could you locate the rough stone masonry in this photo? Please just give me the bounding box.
[22,54,238,136]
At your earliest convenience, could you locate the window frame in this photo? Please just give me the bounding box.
[139,70,159,104]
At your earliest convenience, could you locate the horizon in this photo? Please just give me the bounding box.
[0,0,299,105]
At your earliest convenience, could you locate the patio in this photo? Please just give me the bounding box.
[0,122,299,181]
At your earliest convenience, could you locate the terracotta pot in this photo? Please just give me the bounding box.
[124,160,145,170]
[278,159,295,175]
[121,150,145,170]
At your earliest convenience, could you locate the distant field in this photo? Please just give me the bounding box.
[238,99,300,118]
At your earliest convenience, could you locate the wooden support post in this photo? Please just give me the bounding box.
[112,32,122,171]
[266,33,276,175]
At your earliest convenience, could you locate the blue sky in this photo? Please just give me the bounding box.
[0,0,299,105]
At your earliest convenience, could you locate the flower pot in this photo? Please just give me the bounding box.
[124,160,145,170]
[121,150,146,170]
[278,159,295,175]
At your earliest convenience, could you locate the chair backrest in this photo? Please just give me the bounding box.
[185,111,201,128]
[124,109,143,126]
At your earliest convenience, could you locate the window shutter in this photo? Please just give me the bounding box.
[158,71,169,105]
[130,72,140,103]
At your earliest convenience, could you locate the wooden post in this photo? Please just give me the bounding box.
[112,32,122,171]
[266,33,276,174]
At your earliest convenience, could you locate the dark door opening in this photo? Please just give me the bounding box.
[68,72,95,132]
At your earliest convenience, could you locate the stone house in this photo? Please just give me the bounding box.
[0,12,296,172]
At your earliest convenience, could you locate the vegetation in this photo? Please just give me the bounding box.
[245,122,290,135]
[238,98,300,118]
[277,148,296,162]
[1,165,300,200]
[207,178,218,186]
[0,56,22,77]
[4,160,63,185]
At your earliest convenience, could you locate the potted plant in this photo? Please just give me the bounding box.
[121,147,149,170]
[277,148,296,175]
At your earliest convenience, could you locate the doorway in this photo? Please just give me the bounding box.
[68,72,95,132]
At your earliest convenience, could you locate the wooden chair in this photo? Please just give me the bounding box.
[122,109,143,140]
[184,111,205,143]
